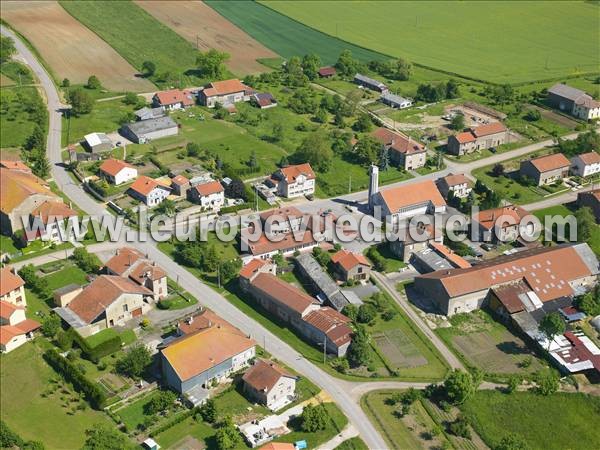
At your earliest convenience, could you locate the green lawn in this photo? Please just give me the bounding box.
[365,243,407,273]
[461,391,600,450]
[205,1,388,65]
[336,437,369,450]
[59,1,215,87]
[0,234,19,255]
[265,1,600,84]
[0,85,43,148]
[42,265,88,291]
[1,60,35,85]
[84,328,137,349]
[0,342,113,449]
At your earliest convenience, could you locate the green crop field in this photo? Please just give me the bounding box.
[205,0,388,65]
[59,1,214,87]
[263,0,600,84]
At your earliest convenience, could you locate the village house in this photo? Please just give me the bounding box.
[547,83,600,121]
[199,79,253,108]
[259,206,305,235]
[446,122,508,156]
[389,223,442,262]
[242,359,297,411]
[0,160,31,173]
[471,205,531,243]
[120,116,179,144]
[371,127,426,170]
[28,200,78,243]
[152,89,196,111]
[99,159,138,185]
[331,249,372,283]
[170,174,190,197]
[128,176,171,207]
[519,153,570,186]
[577,188,600,223]
[239,267,352,356]
[318,66,336,78]
[0,300,40,353]
[354,73,388,93]
[83,132,112,153]
[0,267,25,307]
[436,173,472,199]
[240,229,319,263]
[160,318,256,405]
[54,275,153,337]
[251,93,277,109]
[295,253,351,311]
[268,163,316,198]
[104,247,168,300]
[371,179,447,225]
[570,152,600,178]
[187,180,225,210]
[414,243,599,316]
[0,167,60,236]
[380,92,412,109]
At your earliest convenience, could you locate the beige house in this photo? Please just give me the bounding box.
[436,173,472,199]
[447,122,508,156]
[519,153,570,186]
[571,152,600,178]
[268,164,316,199]
[1,301,40,353]
[0,266,26,307]
[104,247,168,300]
[199,79,253,108]
[242,359,297,411]
[54,275,153,337]
[331,249,372,282]
[371,127,426,170]
[472,205,531,243]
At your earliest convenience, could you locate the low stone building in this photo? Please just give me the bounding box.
[83,133,112,153]
[170,174,190,197]
[371,127,426,171]
[99,159,138,185]
[354,73,388,93]
[330,249,372,283]
[519,153,570,186]
[547,83,600,121]
[120,116,178,144]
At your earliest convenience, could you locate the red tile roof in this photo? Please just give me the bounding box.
[278,163,315,183]
[193,180,224,197]
[239,259,268,280]
[259,206,303,222]
[104,248,144,275]
[577,151,600,165]
[474,205,530,231]
[177,310,230,335]
[0,267,25,297]
[99,159,135,177]
[129,261,167,283]
[418,245,594,302]
[250,273,317,314]
[371,127,425,154]
[129,176,169,197]
[527,153,570,173]
[242,228,317,256]
[472,122,507,137]
[171,174,189,186]
[331,249,371,271]
[441,173,470,187]
[154,89,195,107]
[242,359,294,393]
[454,131,476,144]
[202,79,251,97]
[318,67,336,77]
[67,275,152,324]
[429,242,472,269]
[378,179,446,213]
[0,300,23,320]
[0,160,31,172]
[303,307,352,347]
[0,318,40,345]
[31,201,77,224]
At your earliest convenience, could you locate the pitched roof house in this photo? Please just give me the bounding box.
[472,205,531,243]
[152,89,195,110]
[0,267,25,307]
[571,152,600,178]
[0,300,40,353]
[436,173,472,199]
[331,249,372,282]
[242,359,297,410]
[187,180,225,210]
[199,79,253,108]
[447,122,508,156]
[128,176,171,206]
[519,153,570,186]
[371,127,426,170]
[270,163,316,198]
[373,179,446,223]
[99,159,138,185]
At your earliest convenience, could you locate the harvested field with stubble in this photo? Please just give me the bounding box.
[135,0,278,75]
[1,1,155,93]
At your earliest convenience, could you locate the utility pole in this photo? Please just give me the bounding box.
[323,335,327,364]
[66,109,71,145]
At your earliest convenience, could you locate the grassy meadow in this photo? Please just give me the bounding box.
[264,1,600,84]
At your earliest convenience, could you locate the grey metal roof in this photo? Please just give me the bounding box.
[354,73,387,89]
[295,253,348,311]
[413,248,453,272]
[53,283,82,296]
[135,107,165,120]
[381,92,412,105]
[572,243,600,275]
[340,289,363,306]
[548,83,586,102]
[124,116,177,136]
[54,306,87,329]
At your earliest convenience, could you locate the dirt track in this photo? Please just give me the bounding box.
[135,0,278,75]
[1,1,155,92]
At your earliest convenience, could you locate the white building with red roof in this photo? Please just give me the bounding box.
[28,200,78,243]
[242,359,297,410]
[99,159,138,185]
[519,153,570,186]
[152,89,196,111]
[436,173,472,199]
[269,163,316,198]
[371,127,426,170]
[0,300,40,353]
[187,180,225,210]
[447,122,508,156]
[128,176,171,206]
[331,249,372,282]
[199,79,253,108]
[571,151,600,178]
[0,267,25,307]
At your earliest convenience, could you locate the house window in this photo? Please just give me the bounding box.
[123,304,129,312]
[357,267,363,274]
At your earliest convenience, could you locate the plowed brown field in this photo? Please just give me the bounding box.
[2,1,155,92]
[135,0,278,75]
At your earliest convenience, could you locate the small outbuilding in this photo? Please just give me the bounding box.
[83,132,112,153]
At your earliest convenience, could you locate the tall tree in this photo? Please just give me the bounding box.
[68,89,94,115]
[575,206,595,242]
[538,312,566,350]
[0,36,16,63]
[346,325,372,368]
[141,60,156,76]
[443,369,475,405]
[335,49,359,77]
[301,53,321,80]
[196,49,229,79]
[294,131,333,172]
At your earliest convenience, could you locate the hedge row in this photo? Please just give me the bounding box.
[148,408,196,437]
[71,330,123,362]
[43,348,106,409]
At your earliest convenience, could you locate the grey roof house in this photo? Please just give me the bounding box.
[120,116,178,144]
[294,253,350,311]
[134,107,165,121]
[354,73,388,93]
[381,92,412,109]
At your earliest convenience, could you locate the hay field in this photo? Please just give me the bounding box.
[263,0,600,84]
[1,1,154,92]
[135,1,278,75]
